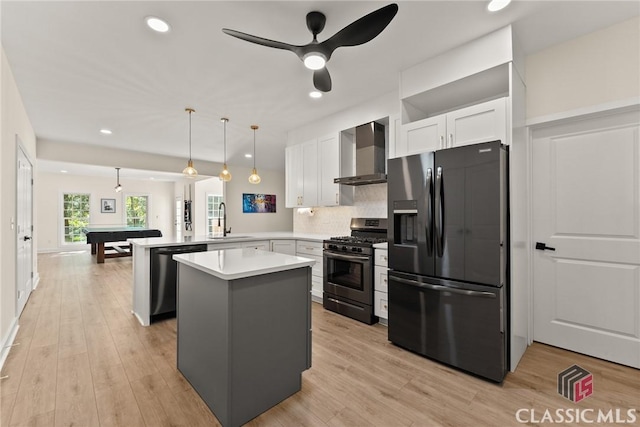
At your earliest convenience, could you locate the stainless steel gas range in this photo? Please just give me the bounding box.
[323,218,387,325]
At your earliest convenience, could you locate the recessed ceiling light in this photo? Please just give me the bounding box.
[309,91,323,99]
[145,16,170,33]
[245,154,252,158]
[150,177,155,180]
[61,170,68,173]
[99,129,112,135]
[487,0,511,12]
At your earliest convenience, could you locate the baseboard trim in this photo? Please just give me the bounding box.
[33,272,40,290]
[0,319,20,372]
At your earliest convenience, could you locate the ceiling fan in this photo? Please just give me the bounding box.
[222,3,399,93]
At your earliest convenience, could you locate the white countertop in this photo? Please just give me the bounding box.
[373,242,388,249]
[128,231,331,248]
[173,248,316,280]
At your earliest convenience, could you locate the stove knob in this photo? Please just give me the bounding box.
[351,247,358,252]
[357,247,363,253]
[341,246,347,251]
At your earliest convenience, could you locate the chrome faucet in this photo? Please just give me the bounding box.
[218,202,231,236]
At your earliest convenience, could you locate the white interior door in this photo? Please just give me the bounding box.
[17,144,33,316]
[532,110,640,368]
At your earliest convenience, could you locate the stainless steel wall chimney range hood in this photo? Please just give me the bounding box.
[334,122,386,186]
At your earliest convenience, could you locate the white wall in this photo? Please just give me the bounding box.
[36,172,174,252]
[223,168,293,233]
[287,90,399,146]
[1,48,37,360]
[526,16,640,119]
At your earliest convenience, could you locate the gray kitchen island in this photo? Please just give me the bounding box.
[173,248,315,427]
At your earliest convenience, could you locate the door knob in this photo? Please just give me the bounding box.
[535,242,555,251]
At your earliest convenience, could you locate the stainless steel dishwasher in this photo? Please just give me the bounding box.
[150,244,207,322]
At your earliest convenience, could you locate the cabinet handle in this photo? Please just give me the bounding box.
[439,135,444,149]
[383,277,388,283]
[336,193,339,204]
[382,255,388,261]
[448,133,453,148]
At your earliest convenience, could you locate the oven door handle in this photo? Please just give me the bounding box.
[390,276,496,298]
[324,252,370,262]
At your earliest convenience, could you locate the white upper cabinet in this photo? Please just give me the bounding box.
[396,97,507,158]
[397,115,446,157]
[301,139,318,207]
[286,132,354,208]
[285,144,303,208]
[318,134,340,206]
[446,97,507,148]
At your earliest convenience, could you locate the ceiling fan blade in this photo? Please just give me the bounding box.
[222,28,302,56]
[313,67,332,92]
[320,3,398,57]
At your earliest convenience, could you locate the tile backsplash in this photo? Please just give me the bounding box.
[293,183,387,235]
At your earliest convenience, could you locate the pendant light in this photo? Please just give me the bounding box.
[114,167,122,192]
[219,117,232,182]
[248,125,261,184]
[182,108,198,177]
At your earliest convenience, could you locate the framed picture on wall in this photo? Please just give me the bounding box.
[242,193,276,213]
[101,198,116,213]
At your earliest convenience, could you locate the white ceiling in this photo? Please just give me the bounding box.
[3,1,639,180]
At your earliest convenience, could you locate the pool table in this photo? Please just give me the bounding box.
[83,226,162,263]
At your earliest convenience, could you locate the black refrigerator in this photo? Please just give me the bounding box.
[387,140,508,382]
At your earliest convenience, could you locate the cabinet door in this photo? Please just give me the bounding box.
[318,134,340,206]
[285,145,303,208]
[399,115,446,157]
[270,239,296,255]
[242,240,270,251]
[446,97,507,148]
[301,139,318,207]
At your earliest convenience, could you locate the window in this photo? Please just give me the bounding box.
[207,194,224,234]
[62,193,90,244]
[126,195,148,227]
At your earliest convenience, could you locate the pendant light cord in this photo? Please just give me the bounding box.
[253,127,256,169]
[188,110,193,161]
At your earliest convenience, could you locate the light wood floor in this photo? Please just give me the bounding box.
[1,252,638,426]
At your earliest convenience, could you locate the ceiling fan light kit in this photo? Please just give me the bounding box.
[222,3,398,93]
[303,53,326,70]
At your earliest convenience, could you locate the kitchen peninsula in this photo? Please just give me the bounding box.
[129,232,328,325]
[173,248,314,427]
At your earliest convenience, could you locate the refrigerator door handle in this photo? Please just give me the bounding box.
[425,168,433,256]
[435,167,444,257]
[391,275,496,298]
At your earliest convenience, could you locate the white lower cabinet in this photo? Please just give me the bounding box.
[270,239,296,255]
[374,249,389,321]
[296,240,324,301]
[242,240,270,251]
[374,291,389,319]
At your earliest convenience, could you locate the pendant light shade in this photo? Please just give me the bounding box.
[182,108,198,177]
[114,167,122,192]
[248,125,261,184]
[219,117,232,182]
